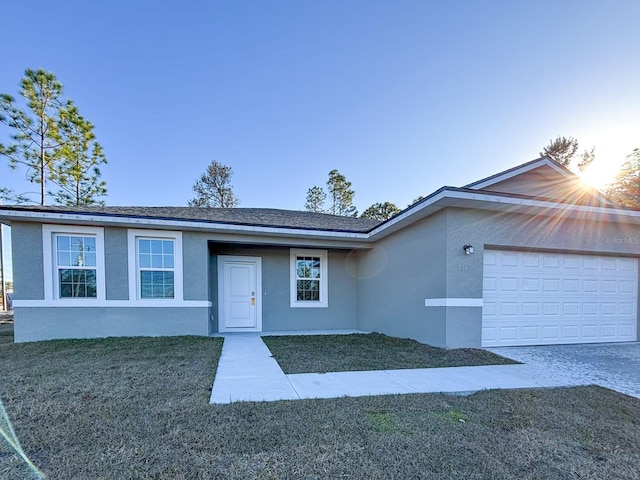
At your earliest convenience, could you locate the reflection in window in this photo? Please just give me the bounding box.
[56,235,97,298]
[138,238,175,298]
[296,256,321,301]
[290,249,328,307]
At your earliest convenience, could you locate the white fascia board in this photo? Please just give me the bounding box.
[467,158,566,190]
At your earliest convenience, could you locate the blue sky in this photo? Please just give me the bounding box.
[1,0,640,281]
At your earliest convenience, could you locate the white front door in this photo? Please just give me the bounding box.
[218,256,262,332]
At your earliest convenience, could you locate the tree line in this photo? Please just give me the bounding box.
[2,70,638,211]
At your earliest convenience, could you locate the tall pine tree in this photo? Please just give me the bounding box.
[0,68,108,205]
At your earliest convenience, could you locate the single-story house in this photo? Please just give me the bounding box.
[1,157,638,347]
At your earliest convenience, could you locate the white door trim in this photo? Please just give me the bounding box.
[217,256,262,332]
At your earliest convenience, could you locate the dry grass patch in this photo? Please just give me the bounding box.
[2,333,640,479]
[263,333,517,373]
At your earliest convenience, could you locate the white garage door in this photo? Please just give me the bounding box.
[482,250,638,347]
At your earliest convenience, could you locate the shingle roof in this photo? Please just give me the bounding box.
[0,205,382,233]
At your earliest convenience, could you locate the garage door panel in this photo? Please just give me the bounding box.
[621,258,637,271]
[522,278,540,291]
[620,324,634,336]
[583,257,599,269]
[561,326,578,339]
[482,250,638,346]
[483,277,498,291]
[500,303,518,315]
[620,303,635,315]
[563,302,579,315]
[563,257,579,269]
[500,252,519,267]
[522,254,541,268]
[501,277,519,291]
[621,281,635,294]
[543,255,560,268]
[563,279,580,292]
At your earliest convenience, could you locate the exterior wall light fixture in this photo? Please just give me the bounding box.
[463,244,474,255]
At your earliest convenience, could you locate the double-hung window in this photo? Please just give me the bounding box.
[128,230,183,301]
[138,238,175,299]
[56,235,97,298]
[42,225,106,302]
[290,249,328,307]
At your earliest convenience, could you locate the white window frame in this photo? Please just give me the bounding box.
[43,225,106,302]
[127,229,183,303]
[290,248,328,308]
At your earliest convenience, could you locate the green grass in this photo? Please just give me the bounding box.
[2,331,640,479]
[262,333,518,373]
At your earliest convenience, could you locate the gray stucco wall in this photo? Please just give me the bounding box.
[11,222,44,300]
[14,307,209,342]
[209,244,357,332]
[104,227,129,300]
[182,232,210,301]
[356,210,448,346]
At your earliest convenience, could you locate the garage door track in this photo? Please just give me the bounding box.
[488,342,640,399]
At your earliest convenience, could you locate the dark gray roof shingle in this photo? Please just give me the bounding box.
[0,206,382,233]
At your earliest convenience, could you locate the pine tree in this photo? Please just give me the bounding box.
[327,169,357,217]
[304,186,326,213]
[51,103,107,205]
[606,149,640,208]
[0,69,64,205]
[0,68,108,205]
[188,160,239,208]
[361,201,401,220]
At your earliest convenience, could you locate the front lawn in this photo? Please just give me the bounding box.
[263,333,518,373]
[1,334,640,479]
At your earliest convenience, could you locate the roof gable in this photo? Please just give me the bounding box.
[464,157,611,206]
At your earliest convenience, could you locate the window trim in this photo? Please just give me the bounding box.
[290,248,328,308]
[43,225,106,302]
[127,229,183,303]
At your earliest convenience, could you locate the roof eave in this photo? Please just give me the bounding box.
[0,209,373,248]
[2,192,640,245]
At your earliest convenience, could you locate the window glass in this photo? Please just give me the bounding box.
[295,256,321,302]
[138,238,175,299]
[55,234,98,298]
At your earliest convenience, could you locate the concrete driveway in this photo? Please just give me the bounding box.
[488,342,640,399]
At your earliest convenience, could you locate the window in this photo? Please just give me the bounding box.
[138,238,175,298]
[127,230,183,302]
[290,249,328,308]
[42,225,106,302]
[56,235,97,298]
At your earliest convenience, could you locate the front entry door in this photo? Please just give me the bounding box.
[218,256,262,332]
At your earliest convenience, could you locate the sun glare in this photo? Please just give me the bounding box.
[579,158,621,191]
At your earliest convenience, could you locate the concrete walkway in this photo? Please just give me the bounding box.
[209,334,588,404]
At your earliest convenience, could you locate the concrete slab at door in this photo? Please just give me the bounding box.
[218,256,262,332]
